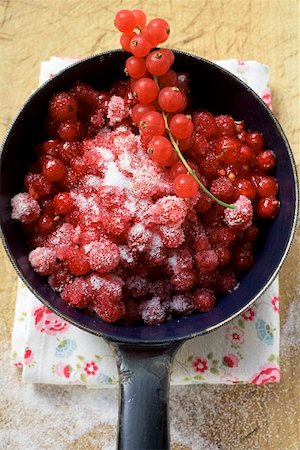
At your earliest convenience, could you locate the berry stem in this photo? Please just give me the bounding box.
[162,112,236,209]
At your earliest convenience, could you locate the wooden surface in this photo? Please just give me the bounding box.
[0,1,299,449]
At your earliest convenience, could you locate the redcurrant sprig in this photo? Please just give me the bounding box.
[114,9,235,209]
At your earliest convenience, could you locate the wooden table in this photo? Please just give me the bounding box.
[0,1,299,449]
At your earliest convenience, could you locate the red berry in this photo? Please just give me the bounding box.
[11,192,41,224]
[61,277,90,308]
[192,111,219,139]
[131,9,147,28]
[143,18,170,46]
[256,196,279,218]
[48,92,78,122]
[120,31,137,52]
[256,150,276,171]
[65,246,91,276]
[158,86,186,112]
[215,136,240,164]
[129,34,152,57]
[224,195,253,231]
[41,139,60,157]
[146,50,171,76]
[173,174,198,198]
[139,111,165,136]
[170,161,187,179]
[158,48,175,65]
[24,172,52,199]
[217,270,238,294]
[114,9,136,33]
[131,103,156,124]
[158,69,178,88]
[58,120,81,141]
[246,131,264,152]
[193,289,215,312]
[53,192,74,215]
[133,77,158,103]
[233,242,254,271]
[215,115,236,136]
[42,156,67,182]
[170,114,194,139]
[148,136,173,166]
[255,175,278,198]
[35,214,55,235]
[239,144,255,165]
[87,238,120,273]
[210,177,234,202]
[125,56,147,79]
[234,178,256,200]
[195,249,219,272]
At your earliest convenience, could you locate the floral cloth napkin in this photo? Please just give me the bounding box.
[11,57,279,386]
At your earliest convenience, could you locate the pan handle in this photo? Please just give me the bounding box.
[110,342,181,450]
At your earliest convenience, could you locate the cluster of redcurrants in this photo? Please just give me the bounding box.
[115,9,198,198]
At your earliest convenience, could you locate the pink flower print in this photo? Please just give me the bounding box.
[15,362,23,369]
[33,306,70,335]
[24,348,34,365]
[262,89,272,109]
[250,363,280,385]
[192,357,208,373]
[271,295,279,313]
[226,325,245,345]
[241,307,256,321]
[55,362,71,379]
[84,361,99,376]
[220,371,239,384]
[223,353,239,368]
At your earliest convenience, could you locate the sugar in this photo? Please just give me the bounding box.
[102,161,132,189]
[96,146,115,161]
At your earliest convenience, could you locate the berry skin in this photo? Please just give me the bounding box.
[53,192,74,215]
[139,111,165,136]
[61,277,90,308]
[125,56,147,79]
[120,31,137,52]
[87,238,120,273]
[48,92,78,122]
[131,9,147,28]
[256,196,279,218]
[158,86,186,113]
[233,242,254,271]
[148,136,173,166]
[257,150,276,171]
[173,174,198,198]
[246,131,264,152]
[215,136,241,164]
[192,289,216,312]
[215,115,236,136]
[210,177,234,202]
[24,172,52,199]
[65,246,91,276]
[28,246,57,276]
[129,34,152,57]
[146,50,171,76]
[192,111,219,139]
[114,10,136,33]
[158,69,178,88]
[58,120,81,141]
[131,103,156,124]
[170,114,194,139]
[224,195,253,231]
[255,176,278,198]
[143,18,170,46]
[11,192,40,224]
[42,157,67,182]
[195,249,219,273]
[234,178,256,200]
[133,78,158,103]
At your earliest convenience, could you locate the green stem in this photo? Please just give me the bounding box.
[162,112,236,209]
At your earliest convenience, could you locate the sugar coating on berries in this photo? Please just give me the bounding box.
[11,14,280,325]
[11,193,40,224]
[224,195,253,231]
[28,246,57,275]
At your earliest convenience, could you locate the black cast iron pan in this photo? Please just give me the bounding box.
[0,50,298,449]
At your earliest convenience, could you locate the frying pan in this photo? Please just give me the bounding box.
[0,50,298,450]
